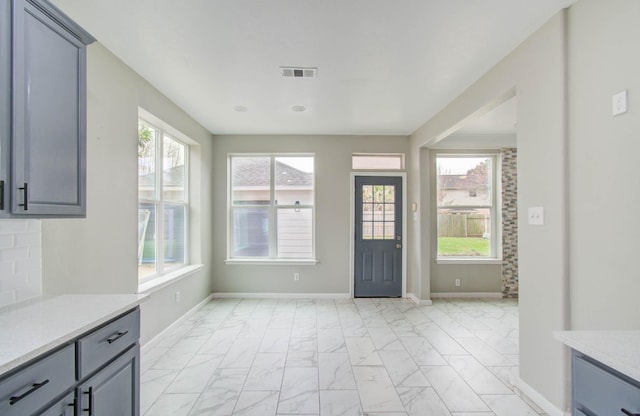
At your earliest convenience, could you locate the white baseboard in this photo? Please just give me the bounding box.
[515,377,569,416]
[431,292,503,299]
[407,293,433,306]
[141,294,214,352]
[211,292,351,299]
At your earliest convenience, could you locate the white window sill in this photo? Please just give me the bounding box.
[436,258,502,265]
[225,259,319,266]
[138,264,204,294]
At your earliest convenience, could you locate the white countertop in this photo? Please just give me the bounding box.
[0,294,147,376]
[555,330,640,382]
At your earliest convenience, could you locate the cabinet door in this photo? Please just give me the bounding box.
[40,392,74,416]
[11,0,88,216]
[78,345,140,416]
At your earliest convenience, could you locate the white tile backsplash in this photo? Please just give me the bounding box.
[0,220,42,308]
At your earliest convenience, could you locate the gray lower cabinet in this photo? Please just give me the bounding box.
[0,0,94,217]
[572,350,640,416]
[0,307,140,416]
[78,345,140,416]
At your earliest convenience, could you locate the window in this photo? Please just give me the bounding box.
[436,154,497,258]
[352,153,404,170]
[138,119,189,280]
[229,155,314,260]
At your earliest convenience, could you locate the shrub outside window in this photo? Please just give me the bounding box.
[138,119,189,280]
[436,155,496,258]
[229,155,314,260]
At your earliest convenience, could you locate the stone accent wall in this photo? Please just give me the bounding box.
[0,220,42,307]
[501,148,518,298]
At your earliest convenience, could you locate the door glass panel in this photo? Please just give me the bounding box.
[362,185,373,202]
[361,184,396,240]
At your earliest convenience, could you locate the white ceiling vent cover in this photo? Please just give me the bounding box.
[281,67,317,78]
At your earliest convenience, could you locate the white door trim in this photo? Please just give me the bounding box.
[349,172,407,298]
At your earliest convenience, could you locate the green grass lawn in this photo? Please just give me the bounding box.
[438,237,490,256]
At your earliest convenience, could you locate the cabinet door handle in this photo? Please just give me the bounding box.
[83,387,93,415]
[0,180,4,210]
[106,330,129,344]
[621,409,640,416]
[9,379,50,405]
[18,183,28,211]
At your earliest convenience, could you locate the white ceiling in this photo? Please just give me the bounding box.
[50,0,574,136]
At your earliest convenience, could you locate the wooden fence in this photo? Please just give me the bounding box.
[438,212,488,238]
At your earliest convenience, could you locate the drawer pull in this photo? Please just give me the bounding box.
[621,409,640,416]
[106,330,129,344]
[9,379,50,405]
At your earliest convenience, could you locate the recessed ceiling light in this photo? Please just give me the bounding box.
[291,105,306,112]
[233,105,248,112]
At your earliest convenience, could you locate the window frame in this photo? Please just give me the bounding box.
[138,117,190,283]
[434,151,500,262]
[227,153,316,262]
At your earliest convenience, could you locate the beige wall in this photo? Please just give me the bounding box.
[41,43,215,344]
[211,134,409,295]
[410,11,569,412]
[568,0,640,328]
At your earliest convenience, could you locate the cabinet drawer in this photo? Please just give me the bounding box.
[77,308,140,379]
[0,344,74,416]
[573,352,640,416]
[40,392,74,416]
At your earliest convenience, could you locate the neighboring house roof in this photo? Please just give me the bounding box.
[438,174,487,190]
[139,165,184,187]
[232,159,313,187]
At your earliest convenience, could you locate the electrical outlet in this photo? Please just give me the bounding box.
[455,278,461,287]
[175,291,181,303]
[613,90,628,116]
[294,273,300,281]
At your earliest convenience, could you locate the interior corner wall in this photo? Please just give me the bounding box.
[211,134,409,295]
[410,10,569,412]
[40,43,215,344]
[568,0,640,329]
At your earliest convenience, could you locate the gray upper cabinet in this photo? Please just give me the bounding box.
[0,0,94,217]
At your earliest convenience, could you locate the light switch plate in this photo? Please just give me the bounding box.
[613,90,628,116]
[528,207,544,225]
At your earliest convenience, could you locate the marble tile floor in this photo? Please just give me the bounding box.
[141,297,547,416]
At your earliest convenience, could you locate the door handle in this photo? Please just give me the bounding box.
[83,387,93,415]
[18,183,28,211]
[396,243,402,249]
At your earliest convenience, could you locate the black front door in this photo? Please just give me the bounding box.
[354,176,402,297]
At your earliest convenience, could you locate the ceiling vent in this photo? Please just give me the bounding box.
[281,67,317,78]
